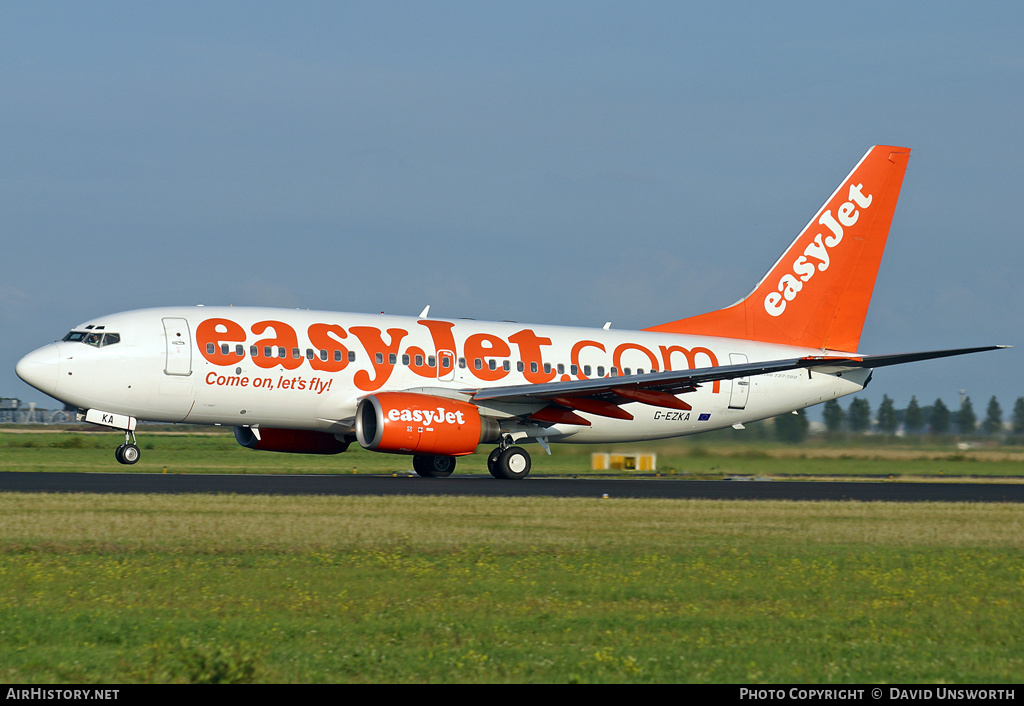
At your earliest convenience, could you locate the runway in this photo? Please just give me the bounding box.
[2,471,1024,502]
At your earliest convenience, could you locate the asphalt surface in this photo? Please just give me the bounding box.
[2,471,1024,502]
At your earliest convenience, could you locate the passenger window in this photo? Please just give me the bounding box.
[543,363,551,374]
[584,365,592,376]
[415,355,424,366]
[388,353,397,365]
[207,343,216,355]
[517,361,525,373]
[571,365,578,376]
[348,351,356,362]
[474,358,483,370]
[402,354,411,365]
[376,353,384,365]
[428,356,435,367]
[597,366,605,377]
[235,345,244,356]
[503,360,510,371]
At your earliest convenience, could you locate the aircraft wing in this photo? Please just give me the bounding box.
[466,346,1006,417]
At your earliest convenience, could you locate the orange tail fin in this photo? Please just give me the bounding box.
[644,145,911,352]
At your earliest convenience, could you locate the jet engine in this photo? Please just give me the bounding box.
[356,392,499,456]
[233,426,350,454]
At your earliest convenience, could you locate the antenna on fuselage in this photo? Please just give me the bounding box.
[419,305,430,318]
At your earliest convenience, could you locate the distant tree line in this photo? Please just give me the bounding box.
[814,395,1024,440]
[763,395,1024,444]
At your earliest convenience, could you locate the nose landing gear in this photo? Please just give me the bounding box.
[115,430,141,465]
[76,409,141,466]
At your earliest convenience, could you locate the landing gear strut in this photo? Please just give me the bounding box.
[487,437,531,480]
[115,430,140,465]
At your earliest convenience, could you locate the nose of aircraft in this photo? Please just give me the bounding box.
[16,344,60,396]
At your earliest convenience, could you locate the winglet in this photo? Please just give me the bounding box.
[645,146,911,352]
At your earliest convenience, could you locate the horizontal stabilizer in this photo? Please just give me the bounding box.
[797,345,1011,373]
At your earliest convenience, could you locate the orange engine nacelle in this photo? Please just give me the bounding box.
[233,426,350,455]
[356,392,499,456]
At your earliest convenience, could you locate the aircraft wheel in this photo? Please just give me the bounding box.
[486,447,503,478]
[413,454,455,478]
[494,446,531,480]
[117,443,141,465]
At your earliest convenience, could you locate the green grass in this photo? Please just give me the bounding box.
[1,493,1023,683]
[3,430,1023,682]
[2,428,1024,479]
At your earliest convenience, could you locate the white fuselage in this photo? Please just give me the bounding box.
[18,306,870,443]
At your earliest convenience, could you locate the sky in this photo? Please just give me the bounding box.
[3,1,1023,422]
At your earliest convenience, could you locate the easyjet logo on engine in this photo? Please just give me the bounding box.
[763,182,873,317]
[387,407,466,426]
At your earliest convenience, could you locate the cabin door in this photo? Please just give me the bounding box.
[162,317,193,376]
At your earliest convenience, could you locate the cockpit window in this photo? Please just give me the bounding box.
[63,331,121,347]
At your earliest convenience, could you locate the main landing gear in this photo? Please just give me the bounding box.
[115,430,140,465]
[412,454,456,478]
[410,438,533,480]
[487,440,531,480]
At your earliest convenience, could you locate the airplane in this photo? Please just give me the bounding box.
[15,145,1005,479]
